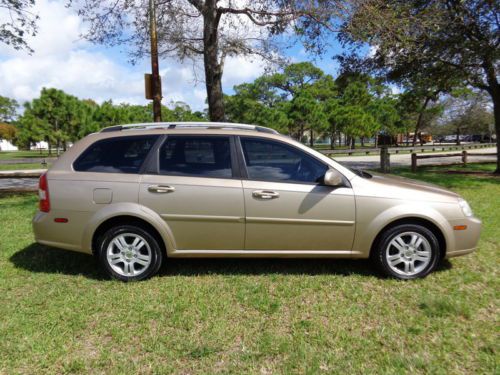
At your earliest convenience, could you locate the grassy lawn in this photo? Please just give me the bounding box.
[0,164,498,374]
[0,163,50,171]
[0,151,51,160]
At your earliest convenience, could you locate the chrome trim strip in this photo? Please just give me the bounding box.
[161,214,244,223]
[246,217,355,226]
[169,250,364,258]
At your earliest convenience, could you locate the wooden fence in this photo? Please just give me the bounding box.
[319,142,495,157]
[411,150,497,172]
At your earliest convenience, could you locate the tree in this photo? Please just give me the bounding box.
[1,0,38,51]
[437,92,493,144]
[16,102,46,149]
[395,89,443,146]
[16,88,207,147]
[0,123,17,141]
[265,62,328,139]
[225,79,290,132]
[337,0,500,172]
[332,74,393,147]
[71,0,338,121]
[289,90,328,146]
[0,95,18,122]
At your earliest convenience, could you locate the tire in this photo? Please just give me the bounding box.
[98,224,164,281]
[372,224,441,280]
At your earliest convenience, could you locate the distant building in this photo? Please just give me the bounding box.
[30,141,49,150]
[0,139,18,151]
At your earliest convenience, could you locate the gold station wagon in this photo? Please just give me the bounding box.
[33,122,481,281]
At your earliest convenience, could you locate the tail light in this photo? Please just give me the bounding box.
[38,172,50,212]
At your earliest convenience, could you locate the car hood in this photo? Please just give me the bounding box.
[353,173,460,203]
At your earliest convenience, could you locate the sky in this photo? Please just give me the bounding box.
[0,0,344,112]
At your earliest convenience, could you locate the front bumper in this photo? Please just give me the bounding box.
[445,216,482,258]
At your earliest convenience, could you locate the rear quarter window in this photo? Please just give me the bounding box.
[73,135,158,174]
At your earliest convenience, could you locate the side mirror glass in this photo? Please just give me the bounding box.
[324,169,343,187]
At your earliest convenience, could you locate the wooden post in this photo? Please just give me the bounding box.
[380,146,390,173]
[462,150,468,166]
[411,153,417,173]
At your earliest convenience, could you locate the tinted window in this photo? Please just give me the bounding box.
[74,135,158,174]
[241,138,328,183]
[159,136,232,178]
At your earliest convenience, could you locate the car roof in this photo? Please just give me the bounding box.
[99,122,280,135]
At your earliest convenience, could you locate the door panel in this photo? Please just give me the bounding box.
[243,180,355,250]
[138,135,245,251]
[140,175,244,250]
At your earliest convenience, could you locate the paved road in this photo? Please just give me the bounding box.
[0,147,496,192]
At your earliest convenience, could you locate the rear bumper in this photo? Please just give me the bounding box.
[32,211,91,254]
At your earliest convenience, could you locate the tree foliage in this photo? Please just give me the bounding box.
[70,0,341,121]
[225,62,403,147]
[0,95,19,122]
[13,88,205,151]
[0,0,38,51]
[436,92,493,143]
[336,0,500,170]
[0,123,17,141]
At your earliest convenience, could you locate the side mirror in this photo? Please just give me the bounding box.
[323,169,344,187]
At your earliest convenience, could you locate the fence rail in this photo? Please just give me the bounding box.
[319,142,495,156]
[411,150,497,172]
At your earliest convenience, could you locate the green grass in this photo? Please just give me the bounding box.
[0,164,498,374]
[0,163,50,171]
[0,150,51,160]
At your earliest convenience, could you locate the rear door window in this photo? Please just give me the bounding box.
[159,136,233,178]
[74,135,158,173]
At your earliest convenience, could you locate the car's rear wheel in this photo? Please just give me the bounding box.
[98,225,164,281]
[372,224,441,280]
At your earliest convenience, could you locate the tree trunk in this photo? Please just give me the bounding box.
[413,97,431,146]
[330,131,335,149]
[351,137,355,149]
[481,57,500,173]
[360,136,365,147]
[203,1,225,121]
[456,128,461,145]
[491,90,500,174]
[309,128,314,147]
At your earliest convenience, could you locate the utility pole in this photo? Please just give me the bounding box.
[149,0,162,122]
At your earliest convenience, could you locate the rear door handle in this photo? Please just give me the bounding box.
[148,185,175,193]
[252,190,279,199]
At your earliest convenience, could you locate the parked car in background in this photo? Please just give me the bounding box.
[33,122,481,281]
[462,134,490,143]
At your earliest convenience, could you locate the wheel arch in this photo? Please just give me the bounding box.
[81,203,176,255]
[91,215,166,256]
[369,217,447,259]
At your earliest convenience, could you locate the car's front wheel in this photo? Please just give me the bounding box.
[372,224,441,280]
[98,225,164,281]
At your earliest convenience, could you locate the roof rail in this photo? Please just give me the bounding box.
[100,122,280,135]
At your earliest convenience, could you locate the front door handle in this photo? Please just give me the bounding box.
[252,190,280,199]
[148,185,175,194]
